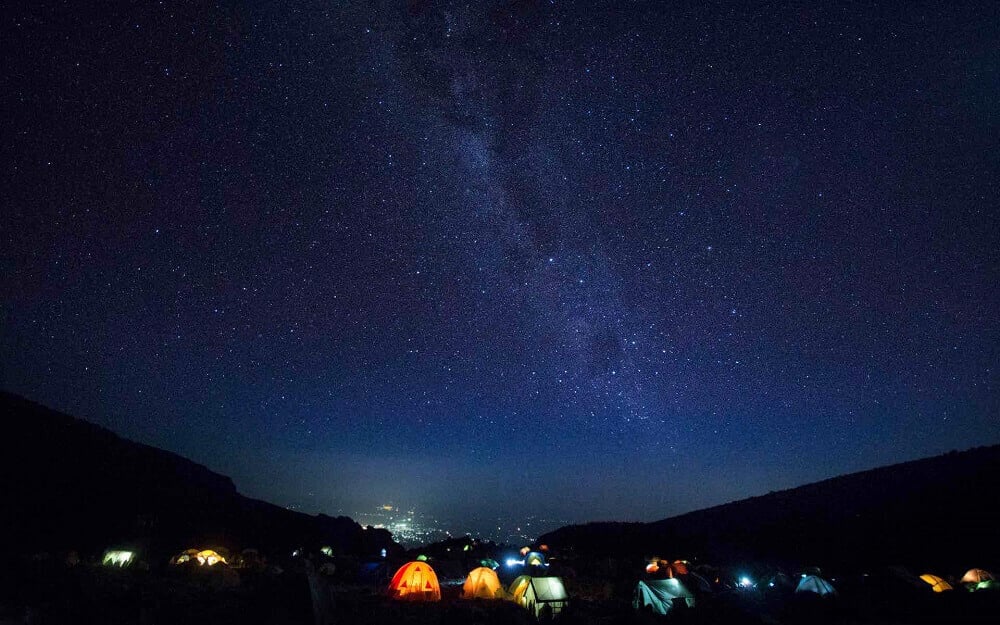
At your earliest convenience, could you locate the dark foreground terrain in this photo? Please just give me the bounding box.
[2,393,998,624]
[3,555,998,625]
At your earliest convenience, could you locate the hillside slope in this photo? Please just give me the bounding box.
[0,392,395,561]
[540,444,1000,569]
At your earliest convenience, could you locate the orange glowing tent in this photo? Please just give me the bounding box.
[463,567,504,599]
[388,561,441,601]
[961,568,994,584]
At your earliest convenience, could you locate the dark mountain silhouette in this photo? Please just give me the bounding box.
[0,392,395,562]
[539,444,1000,570]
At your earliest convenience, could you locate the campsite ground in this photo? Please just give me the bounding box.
[3,559,999,625]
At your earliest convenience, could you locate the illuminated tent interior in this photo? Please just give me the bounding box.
[101,550,135,567]
[462,567,504,599]
[961,569,994,584]
[634,578,696,615]
[919,574,953,593]
[524,551,546,567]
[796,575,836,596]
[172,549,227,566]
[388,561,441,602]
[509,576,569,619]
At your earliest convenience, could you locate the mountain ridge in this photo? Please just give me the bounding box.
[539,443,1000,570]
[0,391,396,561]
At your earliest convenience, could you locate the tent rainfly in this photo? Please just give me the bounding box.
[463,567,504,599]
[796,575,836,596]
[509,576,568,619]
[102,550,135,567]
[635,578,696,615]
[961,569,994,584]
[173,549,227,566]
[525,551,547,568]
[919,574,953,593]
[388,561,441,601]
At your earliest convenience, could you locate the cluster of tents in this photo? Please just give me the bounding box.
[914,568,996,593]
[387,560,570,619]
[632,560,999,615]
[97,541,996,619]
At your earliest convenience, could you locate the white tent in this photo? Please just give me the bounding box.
[634,578,696,615]
[796,575,836,596]
[510,576,569,619]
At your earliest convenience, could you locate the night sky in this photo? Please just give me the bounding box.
[2,1,998,538]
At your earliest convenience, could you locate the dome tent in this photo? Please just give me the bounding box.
[509,575,568,619]
[961,568,994,584]
[102,550,135,567]
[172,549,227,566]
[796,575,836,596]
[634,578,695,615]
[919,574,953,593]
[388,561,441,601]
[462,567,504,599]
[524,551,547,568]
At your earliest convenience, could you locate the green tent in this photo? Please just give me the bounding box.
[634,578,696,615]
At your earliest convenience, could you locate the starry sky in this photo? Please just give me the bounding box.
[2,1,998,538]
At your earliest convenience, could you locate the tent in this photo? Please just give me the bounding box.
[796,575,836,596]
[102,550,135,567]
[388,561,441,601]
[480,558,500,570]
[919,574,953,593]
[509,575,569,618]
[961,568,994,584]
[634,578,696,615]
[525,551,547,567]
[173,549,227,566]
[463,567,504,599]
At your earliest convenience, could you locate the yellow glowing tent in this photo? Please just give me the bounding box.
[919,574,953,592]
[172,549,227,566]
[388,561,441,601]
[961,568,994,584]
[509,575,531,601]
[463,566,504,599]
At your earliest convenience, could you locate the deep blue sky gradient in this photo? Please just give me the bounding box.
[2,1,998,537]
